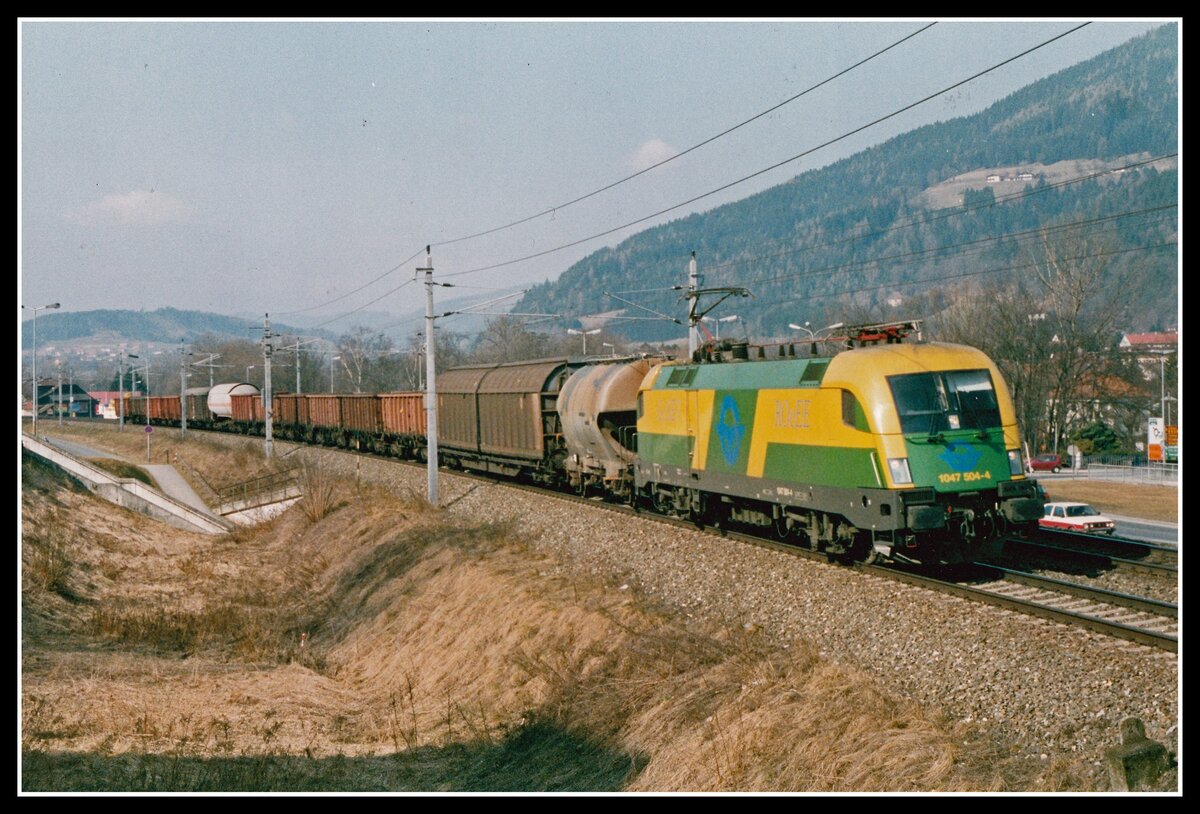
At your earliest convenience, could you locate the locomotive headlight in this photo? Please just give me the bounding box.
[1007,449,1023,476]
[887,457,913,485]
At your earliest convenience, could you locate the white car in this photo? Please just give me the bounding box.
[1038,502,1117,535]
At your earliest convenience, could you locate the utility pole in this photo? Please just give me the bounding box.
[414,334,425,391]
[687,252,700,357]
[119,349,139,432]
[683,252,751,359]
[420,246,439,506]
[56,359,63,426]
[263,315,274,459]
[193,353,221,389]
[179,340,189,438]
[25,301,60,436]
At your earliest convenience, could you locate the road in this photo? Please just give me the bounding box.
[1108,516,1178,546]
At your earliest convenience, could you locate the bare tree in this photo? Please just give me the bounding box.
[933,228,1134,455]
[1032,230,1132,452]
[470,316,556,364]
[336,327,393,393]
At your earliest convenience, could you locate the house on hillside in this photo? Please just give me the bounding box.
[1120,330,1178,354]
[1119,331,1178,379]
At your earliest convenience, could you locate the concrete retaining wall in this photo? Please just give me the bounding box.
[22,434,230,534]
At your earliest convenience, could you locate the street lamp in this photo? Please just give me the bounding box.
[789,321,844,356]
[702,314,738,341]
[329,355,341,393]
[1150,349,1175,426]
[22,301,60,437]
[567,328,601,355]
[602,342,616,357]
[55,357,63,426]
[413,333,426,391]
[118,350,139,432]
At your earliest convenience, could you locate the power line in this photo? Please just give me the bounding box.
[443,22,1092,280]
[540,207,1176,326]
[702,153,1178,277]
[275,245,426,317]
[746,203,1177,288]
[432,23,937,250]
[769,240,1177,306]
[309,278,416,332]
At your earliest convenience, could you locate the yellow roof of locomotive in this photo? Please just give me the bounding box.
[824,342,1018,436]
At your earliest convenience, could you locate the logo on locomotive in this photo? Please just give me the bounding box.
[716,394,746,466]
[939,441,982,473]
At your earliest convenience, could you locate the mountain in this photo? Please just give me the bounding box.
[515,24,1179,341]
[20,307,327,348]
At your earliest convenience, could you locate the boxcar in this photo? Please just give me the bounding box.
[436,358,583,479]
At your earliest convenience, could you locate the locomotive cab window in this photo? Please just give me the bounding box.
[841,389,870,432]
[666,367,697,387]
[888,369,1001,434]
[798,360,828,387]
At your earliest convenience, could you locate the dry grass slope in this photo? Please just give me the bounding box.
[21,429,1130,792]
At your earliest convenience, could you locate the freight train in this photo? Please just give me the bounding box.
[124,321,1044,564]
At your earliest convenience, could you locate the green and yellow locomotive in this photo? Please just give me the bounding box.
[632,326,1043,563]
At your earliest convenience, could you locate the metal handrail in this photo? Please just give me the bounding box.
[217,467,300,502]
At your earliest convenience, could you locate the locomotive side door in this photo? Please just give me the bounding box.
[686,388,698,474]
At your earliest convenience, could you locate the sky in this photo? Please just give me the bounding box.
[19,18,1175,334]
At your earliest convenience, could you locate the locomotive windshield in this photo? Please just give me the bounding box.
[888,369,1001,434]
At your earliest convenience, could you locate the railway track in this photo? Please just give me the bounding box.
[1029,528,1177,565]
[452,472,1181,653]
[1000,536,1177,579]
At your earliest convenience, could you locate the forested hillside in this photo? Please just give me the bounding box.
[21,307,317,347]
[516,25,1178,341]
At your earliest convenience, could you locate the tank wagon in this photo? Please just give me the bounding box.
[557,357,654,498]
[208,383,261,419]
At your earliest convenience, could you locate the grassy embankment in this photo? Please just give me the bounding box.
[20,435,1108,792]
[23,424,1171,791]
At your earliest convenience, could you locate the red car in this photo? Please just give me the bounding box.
[1030,453,1067,473]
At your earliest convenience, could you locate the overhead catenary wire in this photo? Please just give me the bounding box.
[272,24,936,321]
[702,152,1178,277]
[537,239,1178,330]
[769,239,1178,306]
[743,203,1178,288]
[542,207,1176,327]
[442,22,1092,281]
[308,277,416,332]
[431,23,938,250]
[589,152,1178,284]
[275,245,427,318]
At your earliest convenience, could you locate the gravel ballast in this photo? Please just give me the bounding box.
[284,444,1177,787]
